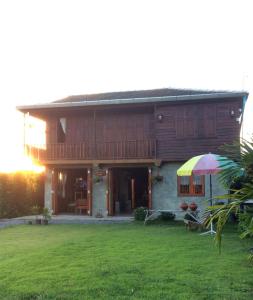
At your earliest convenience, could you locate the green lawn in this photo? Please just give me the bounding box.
[0,223,252,300]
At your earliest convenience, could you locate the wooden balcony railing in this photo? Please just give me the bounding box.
[28,139,156,161]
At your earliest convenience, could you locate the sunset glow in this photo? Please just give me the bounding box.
[0,0,252,173]
[0,110,45,173]
[0,154,45,174]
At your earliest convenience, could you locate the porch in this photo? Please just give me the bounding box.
[46,165,153,217]
[14,214,134,225]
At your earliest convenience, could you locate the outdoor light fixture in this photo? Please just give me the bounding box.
[230,110,235,117]
[157,113,163,122]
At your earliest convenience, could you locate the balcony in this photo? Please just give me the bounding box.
[28,139,157,162]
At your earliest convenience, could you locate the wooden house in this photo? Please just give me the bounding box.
[17,88,248,216]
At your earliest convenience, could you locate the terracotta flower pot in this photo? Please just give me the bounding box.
[180,202,188,211]
[189,202,198,211]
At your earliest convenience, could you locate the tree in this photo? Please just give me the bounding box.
[209,138,253,261]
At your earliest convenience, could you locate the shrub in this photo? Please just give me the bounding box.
[0,172,44,218]
[184,212,197,222]
[238,212,253,237]
[134,207,147,221]
[159,212,175,221]
[42,207,52,221]
[31,205,41,216]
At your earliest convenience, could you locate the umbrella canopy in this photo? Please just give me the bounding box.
[177,153,237,235]
[177,153,237,176]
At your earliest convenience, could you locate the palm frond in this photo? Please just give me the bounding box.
[208,182,253,252]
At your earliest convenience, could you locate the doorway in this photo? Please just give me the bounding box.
[54,168,90,214]
[109,167,149,215]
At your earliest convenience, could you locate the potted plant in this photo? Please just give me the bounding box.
[42,207,52,225]
[189,201,198,211]
[31,205,41,224]
[152,175,164,184]
[95,209,103,218]
[93,175,103,184]
[180,202,188,211]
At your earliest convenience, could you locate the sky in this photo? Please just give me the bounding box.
[0,0,252,172]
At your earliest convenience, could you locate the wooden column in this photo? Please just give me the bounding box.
[106,169,110,216]
[131,178,135,209]
[148,167,152,209]
[87,168,92,216]
[51,169,58,214]
[107,169,114,216]
[108,169,115,216]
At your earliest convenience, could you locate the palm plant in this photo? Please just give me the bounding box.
[218,138,253,188]
[208,138,253,260]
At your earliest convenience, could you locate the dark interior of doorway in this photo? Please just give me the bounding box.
[112,167,148,215]
[57,169,88,213]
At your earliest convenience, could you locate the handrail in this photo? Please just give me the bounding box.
[28,139,156,161]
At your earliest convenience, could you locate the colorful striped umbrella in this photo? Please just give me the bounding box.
[177,153,237,235]
[177,153,237,205]
[177,153,237,177]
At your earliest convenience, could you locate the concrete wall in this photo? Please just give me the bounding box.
[44,163,227,217]
[152,163,227,213]
[44,167,52,210]
[92,172,107,217]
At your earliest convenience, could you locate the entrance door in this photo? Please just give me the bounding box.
[53,168,91,214]
[108,167,149,215]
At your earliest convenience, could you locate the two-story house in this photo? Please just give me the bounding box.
[17,88,248,216]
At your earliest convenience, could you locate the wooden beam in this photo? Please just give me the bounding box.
[108,169,114,216]
[106,169,109,216]
[131,178,135,209]
[87,168,92,216]
[42,159,162,165]
[51,169,58,214]
[148,167,152,209]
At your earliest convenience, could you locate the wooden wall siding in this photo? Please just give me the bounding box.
[175,104,216,139]
[66,115,94,144]
[46,118,57,144]
[155,99,242,161]
[39,98,242,162]
[46,111,154,144]
[95,112,154,142]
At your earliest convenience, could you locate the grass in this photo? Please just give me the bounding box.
[0,222,252,300]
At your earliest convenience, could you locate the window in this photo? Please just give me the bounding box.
[57,118,66,143]
[177,175,205,196]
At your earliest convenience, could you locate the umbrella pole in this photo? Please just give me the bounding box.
[201,174,216,235]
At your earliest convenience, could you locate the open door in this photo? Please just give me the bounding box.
[108,167,149,215]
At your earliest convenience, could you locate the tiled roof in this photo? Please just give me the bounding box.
[16,88,248,112]
[53,88,230,104]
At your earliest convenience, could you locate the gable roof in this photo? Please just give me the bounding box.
[17,88,248,112]
[52,88,229,103]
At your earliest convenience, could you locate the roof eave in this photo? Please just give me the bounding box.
[17,92,249,112]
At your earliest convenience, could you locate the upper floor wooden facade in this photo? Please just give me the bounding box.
[18,89,247,163]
